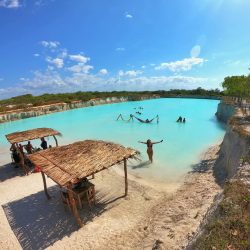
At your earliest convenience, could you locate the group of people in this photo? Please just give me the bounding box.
[10,144,27,173]
[117,110,190,163]
[10,137,50,175]
[176,116,186,123]
[134,106,143,110]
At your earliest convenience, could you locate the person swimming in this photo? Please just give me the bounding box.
[183,118,186,123]
[138,139,163,163]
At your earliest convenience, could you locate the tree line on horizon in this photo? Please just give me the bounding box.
[1,71,250,112]
[0,87,223,112]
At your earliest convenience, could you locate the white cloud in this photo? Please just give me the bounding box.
[190,45,201,58]
[0,86,28,99]
[111,75,206,91]
[46,57,64,69]
[155,57,205,72]
[47,65,54,71]
[33,53,40,57]
[99,69,108,75]
[118,70,143,77]
[0,72,210,99]
[0,0,20,8]
[0,41,213,100]
[68,63,93,74]
[116,47,125,52]
[125,13,133,19]
[41,41,60,49]
[69,54,89,63]
[23,74,206,93]
[58,49,68,58]
[22,71,66,89]
[64,73,102,88]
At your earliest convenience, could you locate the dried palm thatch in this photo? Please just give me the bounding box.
[28,140,139,186]
[5,128,61,144]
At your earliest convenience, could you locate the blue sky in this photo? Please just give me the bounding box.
[0,0,250,99]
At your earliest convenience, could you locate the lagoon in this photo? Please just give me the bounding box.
[0,98,225,183]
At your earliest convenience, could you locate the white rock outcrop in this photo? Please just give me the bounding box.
[215,101,250,181]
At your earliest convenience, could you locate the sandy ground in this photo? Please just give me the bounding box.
[0,145,222,250]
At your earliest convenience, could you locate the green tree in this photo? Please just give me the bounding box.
[222,74,250,98]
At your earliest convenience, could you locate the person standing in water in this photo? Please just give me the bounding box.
[138,139,163,163]
[156,115,159,123]
[176,116,182,122]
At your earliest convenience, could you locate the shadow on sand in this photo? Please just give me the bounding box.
[190,147,227,187]
[190,159,215,173]
[131,160,151,169]
[0,163,24,182]
[2,185,125,250]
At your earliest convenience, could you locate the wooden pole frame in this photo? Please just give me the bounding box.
[52,135,58,147]
[124,158,128,196]
[67,183,83,228]
[41,172,51,200]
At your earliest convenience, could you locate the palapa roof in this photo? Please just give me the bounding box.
[28,140,139,186]
[6,128,61,144]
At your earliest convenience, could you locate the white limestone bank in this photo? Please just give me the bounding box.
[216,101,236,123]
[0,97,131,123]
[215,124,250,180]
[187,101,250,249]
[215,101,250,180]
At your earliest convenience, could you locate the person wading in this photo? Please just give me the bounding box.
[138,139,163,163]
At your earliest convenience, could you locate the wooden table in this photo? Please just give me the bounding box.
[72,182,95,209]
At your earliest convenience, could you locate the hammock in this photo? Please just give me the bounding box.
[117,114,159,123]
[133,116,155,123]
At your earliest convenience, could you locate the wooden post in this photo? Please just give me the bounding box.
[53,135,58,147]
[68,183,83,228]
[124,158,128,196]
[41,172,51,200]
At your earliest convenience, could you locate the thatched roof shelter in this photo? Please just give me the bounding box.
[28,140,139,227]
[5,128,61,144]
[28,140,138,186]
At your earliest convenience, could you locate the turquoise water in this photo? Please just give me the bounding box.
[0,98,225,183]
